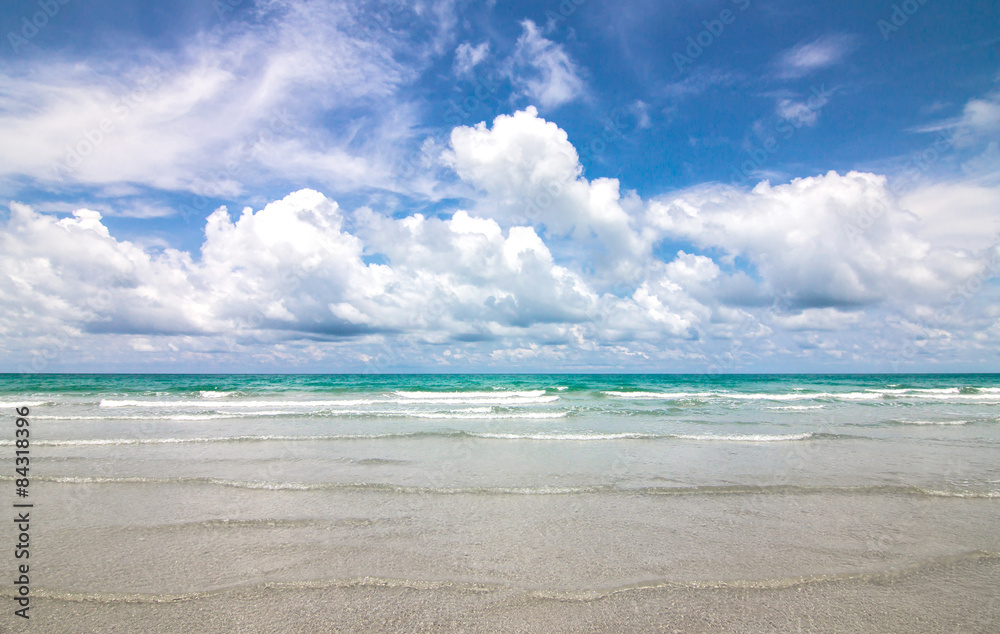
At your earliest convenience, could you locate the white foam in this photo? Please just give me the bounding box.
[36,411,302,421]
[877,388,960,395]
[602,390,876,401]
[393,390,547,399]
[602,391,712,399]
[768,405,825,411]
[672,433,814,442]
[391,395,560,406]
[198,391,234,398]
[471,432,655,440]
[919,489,1000,499]
[408,411,567,420]
[98,395,559,408]
[100,398,379,408]
[898,420,969,426]
[14,435,343,447]
[165,414,241,421]
[0,401,47,407]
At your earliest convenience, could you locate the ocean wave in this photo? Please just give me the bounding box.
[0,400,50,407]
[6,435,343,446]
[14,475,616,495]
[10,551,998,606]
[30,408,567,422]
[602,390,843,402]
[99,395,561,408]
[601,391,713,399]
[198,391,235,398]
[99,399,380,408]
[0,429,845,446]
[767,405,825,411]
[889,420,969,426]
[409,411,567,420]
[393,390,547,399]
[35,412,297,421]
[472,432,658,441]
[671,432,816,442]
[639,484,1000,499]
[11,476,998,500]
[388,395,561,406]
[602,389,1000,403]
[726,393,845,401]
[306,408,567,420]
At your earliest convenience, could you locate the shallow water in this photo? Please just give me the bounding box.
[2,374,998,631]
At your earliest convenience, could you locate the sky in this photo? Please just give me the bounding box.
[0,0,998,373]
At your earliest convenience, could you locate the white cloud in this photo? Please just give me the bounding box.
[30,200,176,219]
[958,94,1000,132]
[444,107,645,286]
[630,100,652,129]
[646,171,984,308]
[507,20,586,109]
[0,0,440,199]
[768,85,834,129]
[900,182,1000,250]
[2,109,998,371]
[776,34,857,79]
[907,84,1000,182]
[454,41,490,76]
[775,308,865,331]
[916,89,1000,151]
[776,97,820,127]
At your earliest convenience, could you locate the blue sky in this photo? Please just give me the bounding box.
[1,0,998,372]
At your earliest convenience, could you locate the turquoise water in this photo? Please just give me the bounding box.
[4,374,1000,627]
[3,373,1000,495]
[7,372,1000,395]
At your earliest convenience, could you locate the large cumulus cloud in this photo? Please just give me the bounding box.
[2,108,997,371]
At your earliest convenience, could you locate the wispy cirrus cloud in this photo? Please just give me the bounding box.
[0,0,456,204]
[776,34,857,79]
[912,90,1000,139]
[506,20,586,109]
[454,41,490,76]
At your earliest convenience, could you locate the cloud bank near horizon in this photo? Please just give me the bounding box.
[3,107,998,372]
[1,0,998,372]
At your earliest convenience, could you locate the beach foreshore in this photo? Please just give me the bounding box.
[7,481,999,633]
[5,374,999,631]
[25,559,1000,633]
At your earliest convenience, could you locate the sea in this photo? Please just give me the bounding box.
[2,373,999,632]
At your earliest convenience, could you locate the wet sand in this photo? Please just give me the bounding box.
[6,481,999,632]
